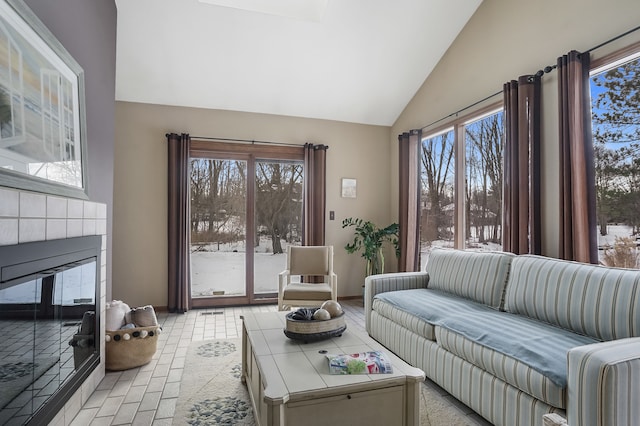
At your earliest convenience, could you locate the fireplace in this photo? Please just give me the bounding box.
[0,235,101,425]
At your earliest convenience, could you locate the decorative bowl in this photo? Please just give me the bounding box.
[284,308,346,343]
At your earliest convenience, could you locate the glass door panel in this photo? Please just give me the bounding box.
[253,160,303,296]
[190,158,247,299]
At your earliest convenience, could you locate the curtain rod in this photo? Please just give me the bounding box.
[189,136,302,147]
[420,24,640,132]
[530,24,640,80]
[586,24,640,55]
[420,90,502,131]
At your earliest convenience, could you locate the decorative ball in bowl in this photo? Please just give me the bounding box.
[284,304,346,343]
[313,308,331,320]
[320,300,343,317]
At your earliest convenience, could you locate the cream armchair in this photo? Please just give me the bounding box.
[278,245,337,311]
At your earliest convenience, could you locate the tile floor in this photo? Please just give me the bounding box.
[70,300,491,425]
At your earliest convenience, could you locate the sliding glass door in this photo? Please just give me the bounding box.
[190,158,248,299]
[188,142,304,307]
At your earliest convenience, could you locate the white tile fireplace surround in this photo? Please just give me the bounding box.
[0,187,107,425]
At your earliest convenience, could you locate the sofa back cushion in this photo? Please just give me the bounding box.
[505,255,640,341]
[425,249,515,309]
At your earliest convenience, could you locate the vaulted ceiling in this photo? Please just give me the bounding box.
[115,0,482,126]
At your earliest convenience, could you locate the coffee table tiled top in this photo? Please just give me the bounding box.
[241,311,425,426]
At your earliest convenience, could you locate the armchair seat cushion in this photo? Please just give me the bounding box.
[282,283,333,300]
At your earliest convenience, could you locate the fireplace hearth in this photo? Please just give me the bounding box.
[0,235,101,425]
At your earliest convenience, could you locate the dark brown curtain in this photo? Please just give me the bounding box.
[167,133,191,313]
[398,130,421,272]
[303,143,328,246]
[558,50,598,263]
[503,76,542,255]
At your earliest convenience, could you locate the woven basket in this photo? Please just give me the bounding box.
[285,311,346,334]
[105,326,160,371]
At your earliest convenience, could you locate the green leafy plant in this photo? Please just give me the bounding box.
[341,217,399,276]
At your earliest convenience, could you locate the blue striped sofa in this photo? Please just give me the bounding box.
[365,248,640,426]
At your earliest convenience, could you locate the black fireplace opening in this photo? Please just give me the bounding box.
[0,236,101,425]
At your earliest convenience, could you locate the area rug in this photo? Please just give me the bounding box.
[174,339,476,425]
[0,356,60,410]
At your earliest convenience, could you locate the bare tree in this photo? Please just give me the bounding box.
[255,162,303,254]
[421,132,455,242]
[465,113,503,245]
[190,157,305,254]
[190,159,247,249]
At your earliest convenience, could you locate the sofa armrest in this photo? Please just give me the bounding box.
[567,337,640,426]
[364,272,429,333]
[543,413,568,426]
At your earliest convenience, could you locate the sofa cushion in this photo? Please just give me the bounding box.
[436,326,567,408]
[426,249,515,309]
[373,288,493,341]
[364,272,429,333]
[437,309,598,390]
[505,255,640,341]
[372,298,436,341]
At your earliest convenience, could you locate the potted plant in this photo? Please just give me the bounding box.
[341,217,399,276]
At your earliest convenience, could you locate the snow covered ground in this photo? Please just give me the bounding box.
[190,239,292,297]
[597,225,635,247]
[597,224,639,265]
[419,224,638,269]
[192,226,639,298]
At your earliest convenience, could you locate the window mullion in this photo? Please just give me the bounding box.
[454,124,466,249]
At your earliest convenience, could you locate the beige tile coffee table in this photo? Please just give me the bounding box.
[241,311,425,426]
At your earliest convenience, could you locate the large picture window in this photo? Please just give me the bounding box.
[420,128,455,252]
[420,107,504,267]
[465,111,504,250]
[590,45,640,268]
